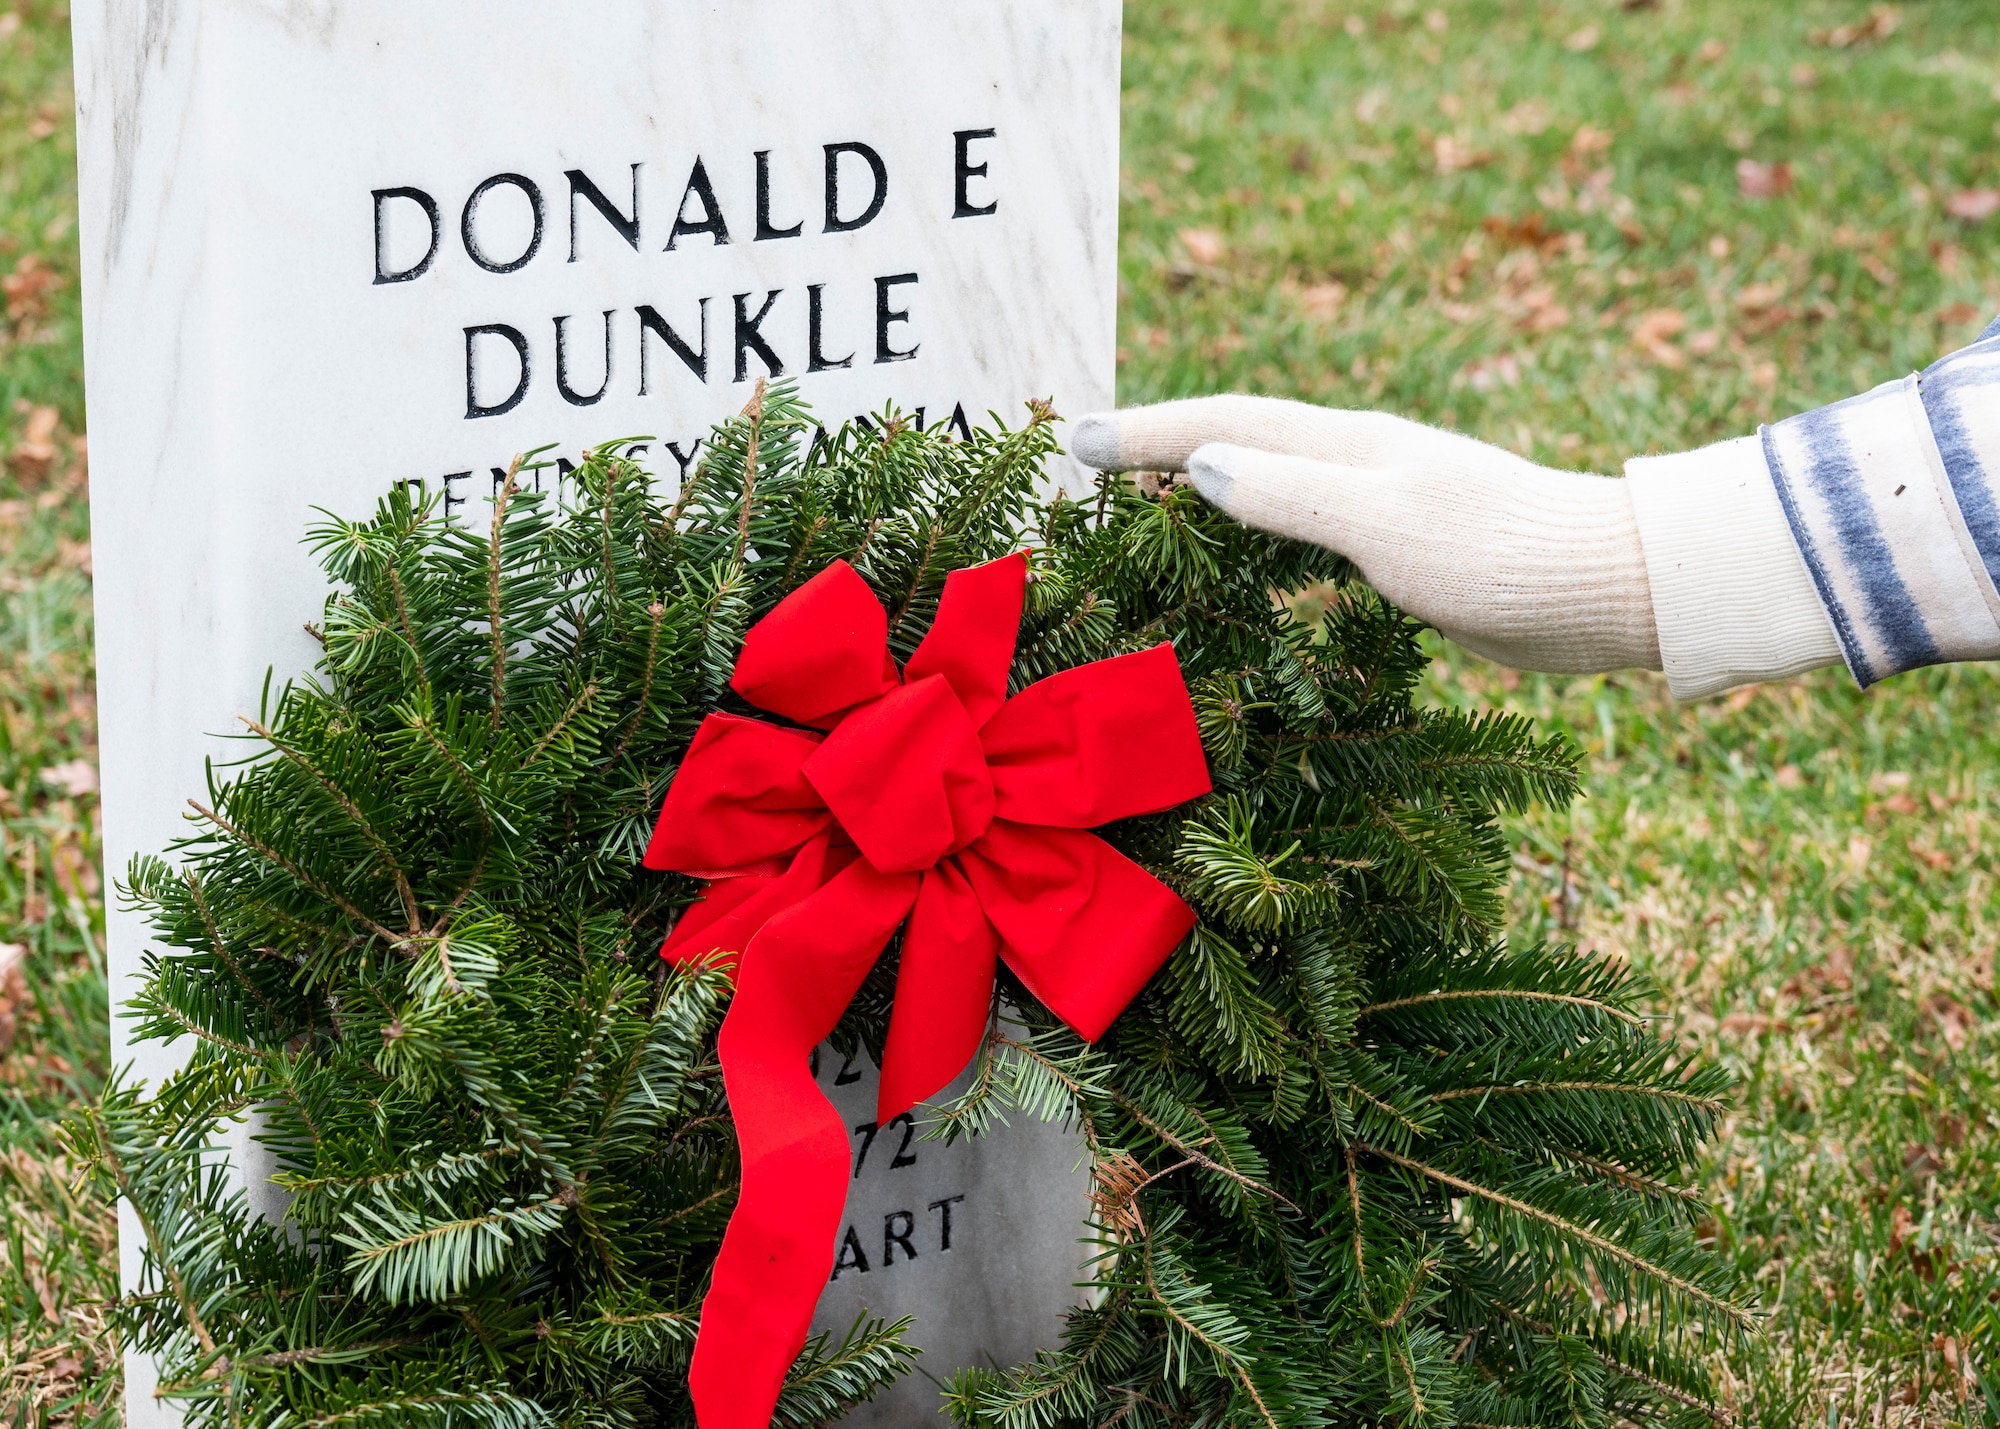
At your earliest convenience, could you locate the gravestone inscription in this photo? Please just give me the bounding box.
[70,2,1119,1420]
[810,1045,1093,1427]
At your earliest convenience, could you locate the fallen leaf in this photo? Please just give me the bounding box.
[1423,9,1447,32]
[1937,301,1982,327]
[1791,62,1818,86]
[1697,38,1728,62]
[57,537,90,576]
[1177,228,1224,266]
[7,403,58,484]
[1945,188,2000,222]
[1564,25,1600,52]
[1457,353,1521,391]
[1925,994,1974,1049]
[1734,282,1784,315]
[1482,212,1563,249]
[1632,308,1687,366]
[1869,770,1912,792]
[51,831,99,900]
[1910,841,1955,873]
[1568,124,1614,159]
[1843,834,1872,875]
[1809,4,1899,48]
[1737,159,1793,199]
[40,758,97,798]
[2,253,56,327]
[1889,1202,1915,1254]
[0,942,24,1053]
[1433,135,1493,175]
[1687,328,1722,356]
[1860,253,1897,286]
[1775,763,1803,788]
[1298,281,1346,321]
[1499,100,1552,136]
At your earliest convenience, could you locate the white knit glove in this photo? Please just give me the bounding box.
[1071,395,1844,697]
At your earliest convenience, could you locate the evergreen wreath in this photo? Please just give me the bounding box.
[78,385,1751,1429]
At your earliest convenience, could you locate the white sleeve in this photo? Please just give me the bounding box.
[1624,435,1843,701]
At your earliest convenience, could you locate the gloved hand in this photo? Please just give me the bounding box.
[1071,394,1844,695]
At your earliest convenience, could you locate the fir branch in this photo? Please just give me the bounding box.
[603,606,663,767]
[240,715,422,932]
[186,799,406,948]
[1354,1142,1752,1327]
[386,563,431,694]
[85,1105,220,1361]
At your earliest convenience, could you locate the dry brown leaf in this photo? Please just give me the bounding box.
[1632,308,1687,366]
[1457,353,1521,391]
[1736,159,1793,199]
[57,537,90,576]
[50,832,99,901]
[1910,841,1955,873]
[2,253,56,327]
[1564,25,1600,52]
[1482,212,1564,250]
[7,402,58,484]
[1432,135,1493,175]
[1298,281,1346,322]
[1735,281,1785,314]
[1809,4,1899,48]
[1945,188,2000,222]
[1774,763,1803,788]
[0,942,24,1054]
[1499,99,1552,136]
[1176,227,1224,266]
[39,758,97,798]
[1568,124,1614,159]
[1697,38,1728,62]
[1889,1202,1915,1255]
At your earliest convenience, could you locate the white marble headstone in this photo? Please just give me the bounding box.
[811,1044,1093,1426]
[70,3,1119,1421]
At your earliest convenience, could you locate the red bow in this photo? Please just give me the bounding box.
[644,552,1211,1429]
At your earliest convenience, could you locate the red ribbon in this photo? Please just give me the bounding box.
[643,552,1212,1429]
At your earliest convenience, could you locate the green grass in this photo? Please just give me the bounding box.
[1119,0,2000,1422]
[9,0,2000,1423]
[0,2,113,1423]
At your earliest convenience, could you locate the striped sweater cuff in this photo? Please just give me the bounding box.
[1761,368,2000,687]
[1626,436,1842,701]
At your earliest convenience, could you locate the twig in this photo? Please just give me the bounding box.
[488,453,523,730]
[1356,987,1646,1027]
[734,377,766,565]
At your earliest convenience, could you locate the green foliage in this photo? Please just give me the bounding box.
[75,386,1746,1428]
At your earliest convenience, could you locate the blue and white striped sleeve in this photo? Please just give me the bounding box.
[1624,322,2000,699]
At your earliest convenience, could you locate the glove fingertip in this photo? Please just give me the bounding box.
[1186,443,1242,509]
[1070,413,1123,471]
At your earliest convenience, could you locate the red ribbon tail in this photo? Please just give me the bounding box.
[877,862,1000,1122]
[689,856,919,1429]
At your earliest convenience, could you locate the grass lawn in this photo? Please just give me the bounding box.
[9,0,2000,1424]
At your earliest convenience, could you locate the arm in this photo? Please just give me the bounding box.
[1074,323,2000,699]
